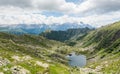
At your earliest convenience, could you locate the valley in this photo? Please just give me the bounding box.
[0,21,120,74]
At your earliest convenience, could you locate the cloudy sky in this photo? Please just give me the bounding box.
[0,0,120,27]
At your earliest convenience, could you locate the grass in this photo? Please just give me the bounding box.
[0,21,120,74]
[0,32,80,74]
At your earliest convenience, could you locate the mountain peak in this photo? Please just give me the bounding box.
[0,22,93,35]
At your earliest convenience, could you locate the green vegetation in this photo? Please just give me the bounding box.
[0,32,79,74]
[40,27,93,42]
[76,21,120,74]
[0,21,120,74]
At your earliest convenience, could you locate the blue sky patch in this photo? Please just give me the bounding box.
[66,0,84,4]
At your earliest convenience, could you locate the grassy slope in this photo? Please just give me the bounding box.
[0,32,78,74]
[76,21,120,74]
[40,28,93,42]
[0,21,120,74]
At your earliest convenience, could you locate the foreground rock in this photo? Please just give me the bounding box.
[0,57,10,67]
[11,66,30,74]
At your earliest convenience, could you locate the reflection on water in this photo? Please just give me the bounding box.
[66,52,86,67]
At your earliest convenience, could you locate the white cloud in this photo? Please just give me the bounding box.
[0,8,120,28]
[75,0,120,15]
[0,0,120,27]
[0,0,71,13]
[0,11,80,25]
[0,0,32,8]
[80,11,120,27]
[0,0,120,14]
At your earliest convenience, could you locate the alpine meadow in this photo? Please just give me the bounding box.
[0,0,120,74]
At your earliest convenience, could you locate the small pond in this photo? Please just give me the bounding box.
[66,52,86,67]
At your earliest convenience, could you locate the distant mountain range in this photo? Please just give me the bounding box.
[0,22,93,35]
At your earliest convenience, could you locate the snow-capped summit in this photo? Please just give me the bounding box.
[0,22,94,35]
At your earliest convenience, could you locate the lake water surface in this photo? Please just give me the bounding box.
[66,52,86,67]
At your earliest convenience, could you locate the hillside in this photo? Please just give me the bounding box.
[39,21,120,74]
[0,32,80,74]
[80,21,120,52]
[40,27,93,42]
[0,21,120,74]
[75,21,120,74]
